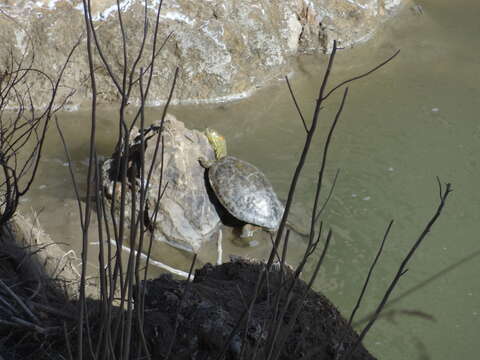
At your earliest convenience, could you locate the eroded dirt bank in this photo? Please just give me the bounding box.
[0,218,375,359]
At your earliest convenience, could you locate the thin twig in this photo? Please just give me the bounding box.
[342,181,452,359]
[165,254,197,359]
[322,49,400,101]
[0,279,39,324]
[285,76,308,133]
[347,220,394,327]
[315,168,341,223]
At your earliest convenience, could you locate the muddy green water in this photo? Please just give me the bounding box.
[19,0,479,358]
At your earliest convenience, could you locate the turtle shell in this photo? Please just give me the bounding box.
[208,156,284,230]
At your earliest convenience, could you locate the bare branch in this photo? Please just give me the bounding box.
[342,181,452,359]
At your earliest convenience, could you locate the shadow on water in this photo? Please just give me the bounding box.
[353,247,480,327]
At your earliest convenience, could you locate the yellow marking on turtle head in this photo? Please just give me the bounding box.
[205,128,227,159]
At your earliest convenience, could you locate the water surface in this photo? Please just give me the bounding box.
[20,1,480,358]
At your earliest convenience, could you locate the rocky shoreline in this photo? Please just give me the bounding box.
[1,0,404,108]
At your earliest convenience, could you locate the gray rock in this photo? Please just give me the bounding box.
[1,0,404,107]
[102,114,221,252]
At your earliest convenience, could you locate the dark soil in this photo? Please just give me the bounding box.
[140,259,376,360]
[0,223,375,360]
[0,226,74,359]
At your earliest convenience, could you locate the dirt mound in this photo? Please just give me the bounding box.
[141,259,375,359]
[0,218,374,359]
[0,219,77,359]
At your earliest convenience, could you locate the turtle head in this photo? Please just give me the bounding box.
[205,128,227,159]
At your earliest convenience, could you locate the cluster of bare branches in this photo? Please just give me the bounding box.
[0,37,78,227]
[54,1,179,359]
[0,34,79,359]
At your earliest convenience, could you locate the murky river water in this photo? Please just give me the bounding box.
[19,0,479,358]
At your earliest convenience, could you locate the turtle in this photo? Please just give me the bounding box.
[199,128,285,238]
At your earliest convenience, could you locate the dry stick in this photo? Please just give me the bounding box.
[271,230,333,360]
[55,117,85,230]
[265,88,349,360]
[0,294,17,315]
[17,39,80,197]
[267,233,282,264]
[261,50,336,308]
[265,46,399,359]
[312,88,348,229]
[133,67,151,360]
[138,142,169,357]
[258,230,290,360]
[322,49,400,101]
[27,301,76,321]
[85,0,123,95]
[115,0,129,114]
[315,168,340,223]
[145,67,179,192]
[0,41,78,223]
[252,321,268,360]
[333,220,394,358]
[104,73,145,354]
[0,164,17,225]
[78,2,99,359]
[165,254,197,360]
[354,247,480,327]
[215,266,267,360]
[348,220,394,327]
[2,90,51,158]
[128,1,170,133]
[266,41,338,270]
[99,239,190,278]
[142,0,166,100]
[107,0,143,346]
[142,66,178,241]
[1,316,47,334]
[285,76,308,133]
[129,32,174,132]
[264,228,325,360]
[123,162,138,360]
[131,71,178,337]
[0,279,38,324]
[64,321,74,360]
[239,232,288,359]
[129,31,173,96]
[93,155,111,359]
[98,180,117,360]
[112,71,133,360]
[3,67,55,125]
[263,226,323,360]
[84,298,97,360]
[342,182,453,360]
[125,0,149,100]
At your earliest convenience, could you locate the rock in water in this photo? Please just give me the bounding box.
[102,114,221,252]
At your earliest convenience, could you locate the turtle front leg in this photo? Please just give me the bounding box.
[240,224,260,238]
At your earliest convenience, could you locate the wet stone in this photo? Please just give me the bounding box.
[101,114,221,253]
